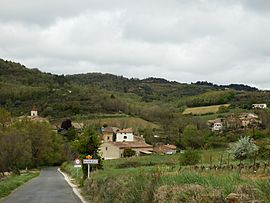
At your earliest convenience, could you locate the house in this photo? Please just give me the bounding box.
[101,127,134,142]
[31,106,38,117]
[208,119,224,131]
[99,127,153,159]
[101,127,115,141]
[252,104,267,109]
[153,144,177,155]
[18,107,49,123]
[100,138,153,160]
[238,113,260,127]
[115,128,134,142]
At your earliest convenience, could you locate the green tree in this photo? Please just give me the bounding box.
[180,149,201,165]
[182,125,204,149]
[123,148,136,157]
[71,126,102,179]
[0,107,11,128]
[0,127,32,174]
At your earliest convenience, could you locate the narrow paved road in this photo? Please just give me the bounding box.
[1,167,82,203]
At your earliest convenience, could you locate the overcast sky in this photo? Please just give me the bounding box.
[1,0,270,89]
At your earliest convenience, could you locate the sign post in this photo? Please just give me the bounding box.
[83,156,99,179]
[74,158,82,178]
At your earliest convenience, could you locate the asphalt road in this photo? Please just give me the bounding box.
[1,167,82,203]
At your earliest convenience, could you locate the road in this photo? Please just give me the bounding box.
[1,167,82,203]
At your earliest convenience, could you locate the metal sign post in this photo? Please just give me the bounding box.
[83,158,99,179]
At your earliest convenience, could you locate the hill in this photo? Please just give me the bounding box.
[1,58,270,123]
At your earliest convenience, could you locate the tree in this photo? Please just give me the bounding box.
[0,127,32,174]
[228,136,258,163]
[182,125,204,149]
[0,107,11,128]
[123,148,136,157]
[71,126,102,179]
[180,149,201,165]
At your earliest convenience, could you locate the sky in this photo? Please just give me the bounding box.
[0,0,270,89]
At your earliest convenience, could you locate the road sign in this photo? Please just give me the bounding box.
[74,164,82,168]
[83,159,99,164]
[74,159,81,165]
[86,155,92,159]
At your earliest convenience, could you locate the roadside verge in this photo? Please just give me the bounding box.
[58,168,88,203]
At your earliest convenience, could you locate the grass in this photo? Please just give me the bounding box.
[183,104,230,115]
[0,172,39,198]
[83,116,159,129]
[60,162,84,185]
[62,149,270,202]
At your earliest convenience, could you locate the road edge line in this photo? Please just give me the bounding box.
[57,168,88,203]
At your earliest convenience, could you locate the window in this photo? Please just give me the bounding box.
[123,136,127,139]
[107,136,110,140]
[106,147,108,151]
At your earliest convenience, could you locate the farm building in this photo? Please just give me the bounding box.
[252,104,267,109]
[100,139,153,160]
[100,126,153,159]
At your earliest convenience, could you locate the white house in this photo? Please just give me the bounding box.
[212,122,223,131]
[115,128,134,142]
[31,106,38,117]
[252,104,267,109]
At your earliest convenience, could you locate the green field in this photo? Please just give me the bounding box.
[0,172,39,198]
[183,104,230,115]
[62,149,270,202]
[83,116,159,130]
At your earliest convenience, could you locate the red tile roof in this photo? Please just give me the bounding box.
[110,141,152,149]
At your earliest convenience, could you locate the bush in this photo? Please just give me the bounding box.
[180,149,201,165]
[123,148,136,158]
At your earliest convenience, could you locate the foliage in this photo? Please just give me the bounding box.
[123,148,136,158]
[228,136,258,161]
[60,161,84,185]
[71,126,102,179]
[0,107,11,128]
[182,125,205,149]
[0,109,66,173]
[0,172,39,198]
[218,105,230,113]
[180,149,201,165]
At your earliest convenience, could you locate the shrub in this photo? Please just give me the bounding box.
[123,148,136,158]
[180,149,201,165]
[228,136,258,162]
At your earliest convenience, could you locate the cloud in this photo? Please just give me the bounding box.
[0,0,270,89]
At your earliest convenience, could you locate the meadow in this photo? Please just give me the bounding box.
[61,149,270,203]
[183,104,230,115]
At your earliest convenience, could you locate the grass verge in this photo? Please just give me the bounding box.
[60,162,84,186]
[0,172,39,198]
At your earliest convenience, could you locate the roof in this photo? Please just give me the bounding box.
[139,150,152,154]
[109,141,152,149]
[153,144,177,153]
[102,127,115,133]
[116,128,133,133]
[31,106,38,111]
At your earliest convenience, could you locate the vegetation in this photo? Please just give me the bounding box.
[0,108,66,174]
[62,150,270,202]
[0,172,39,198]
[71,126,102,179]
[228,136,259,162]
[123,148,136,158]
[180,149,201,165]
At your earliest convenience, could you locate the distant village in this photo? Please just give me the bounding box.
[208,103,267,132]
[20,103,267,160]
